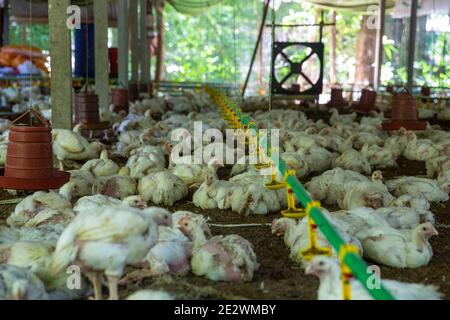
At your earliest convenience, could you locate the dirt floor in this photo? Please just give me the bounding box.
[1,156,448,300]
[0,110,449,300]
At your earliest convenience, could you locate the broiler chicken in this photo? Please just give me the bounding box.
[340,171,393,210]
[80,149,119,177]
[332,149,371,174]
[52,126,104,170]
[170,158,223,187]
[50,206,172,300]
[386,176,449,202]
[138,171,188,206]
[190,234,259,282]
[403,130,440,161]
[306,256,442,300]
[92,167,137,200]
[354,222,438,268]
[0,264,49,300]
[192,174,235,210]
[7,192,71,228]
[59,169,95,202]
[73,194,147,213]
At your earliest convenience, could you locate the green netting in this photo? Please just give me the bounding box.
[167,0,225,15]
[304,0,396,12]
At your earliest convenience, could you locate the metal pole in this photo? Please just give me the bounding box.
[130,0,139,84]
[241,0,271,98]
[407,0,418,93]
[374,0,386,91]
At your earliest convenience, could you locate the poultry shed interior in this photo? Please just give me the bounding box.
[0,0,449,303]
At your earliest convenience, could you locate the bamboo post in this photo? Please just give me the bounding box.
[49,0,72,129]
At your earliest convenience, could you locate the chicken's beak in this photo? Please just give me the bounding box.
[305,264,318,276]
[430,226,439,237]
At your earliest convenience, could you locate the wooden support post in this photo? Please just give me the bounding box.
[118,0,129,87]
[140,0,150,87]
[155,0,164,81]
[374,0,386,91]
[407,0,418,93]
[49,0,72,129]
[94,0,109,112]
[130,0,139,84]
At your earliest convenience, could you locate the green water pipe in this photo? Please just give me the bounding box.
[212,89,395,300]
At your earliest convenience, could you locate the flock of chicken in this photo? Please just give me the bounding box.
[0,87,448,300]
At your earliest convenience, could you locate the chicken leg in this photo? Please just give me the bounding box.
[107,276,120,300]
[92,271,103,300]
[58,159,65,171]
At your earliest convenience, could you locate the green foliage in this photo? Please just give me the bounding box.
[8,22,50,52]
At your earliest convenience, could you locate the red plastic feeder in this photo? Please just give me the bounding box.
[128,83,139,102]
[74,91,113,141]
[0,109,70,190]
[353,88,377,114]
[326,88,348,109]
[111,87,129,113]
[382,92,426,131]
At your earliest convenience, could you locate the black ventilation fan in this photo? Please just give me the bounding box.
[271,42,324,96]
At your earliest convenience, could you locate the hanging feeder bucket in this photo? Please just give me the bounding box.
[74,91,100,125]
[0,109,70,190]
[382,92,426,131]
[111,88,129,113]
[326,88,347,109]
[353,89,377,114]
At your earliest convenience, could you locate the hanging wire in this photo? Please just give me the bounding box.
[28,0,33,119]
[84,0,89,90]
[267,0,276,154]
[233,1,238,99]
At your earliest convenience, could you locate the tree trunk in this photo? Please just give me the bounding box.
[155,0,164,81]
[355,15,377,86]
[330,11,337,85]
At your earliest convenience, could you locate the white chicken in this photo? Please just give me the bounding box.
[375,207,435,229]
[190,234,259,282]
[59,169,95,202]
[50,206,172,300]
[403,130,440,161]
[73,194,147,213]
[92,167,138,200]
[333,149,371,174]
[0,264,49,300]
[340,171,393,210]
[389,194,430,210]
[173,210,212,242]
[126,290,174,300]
[192,174,235,210]
[386,176,449,202]
[52,126,104,170]
[170,158,223,187]
[7,192,72,228]
[360,143,397,168]
[306,256,442,300]
[138,171,188,206]
[228,183,280,215]
[80,149,120,177]
[355,222,438,268]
